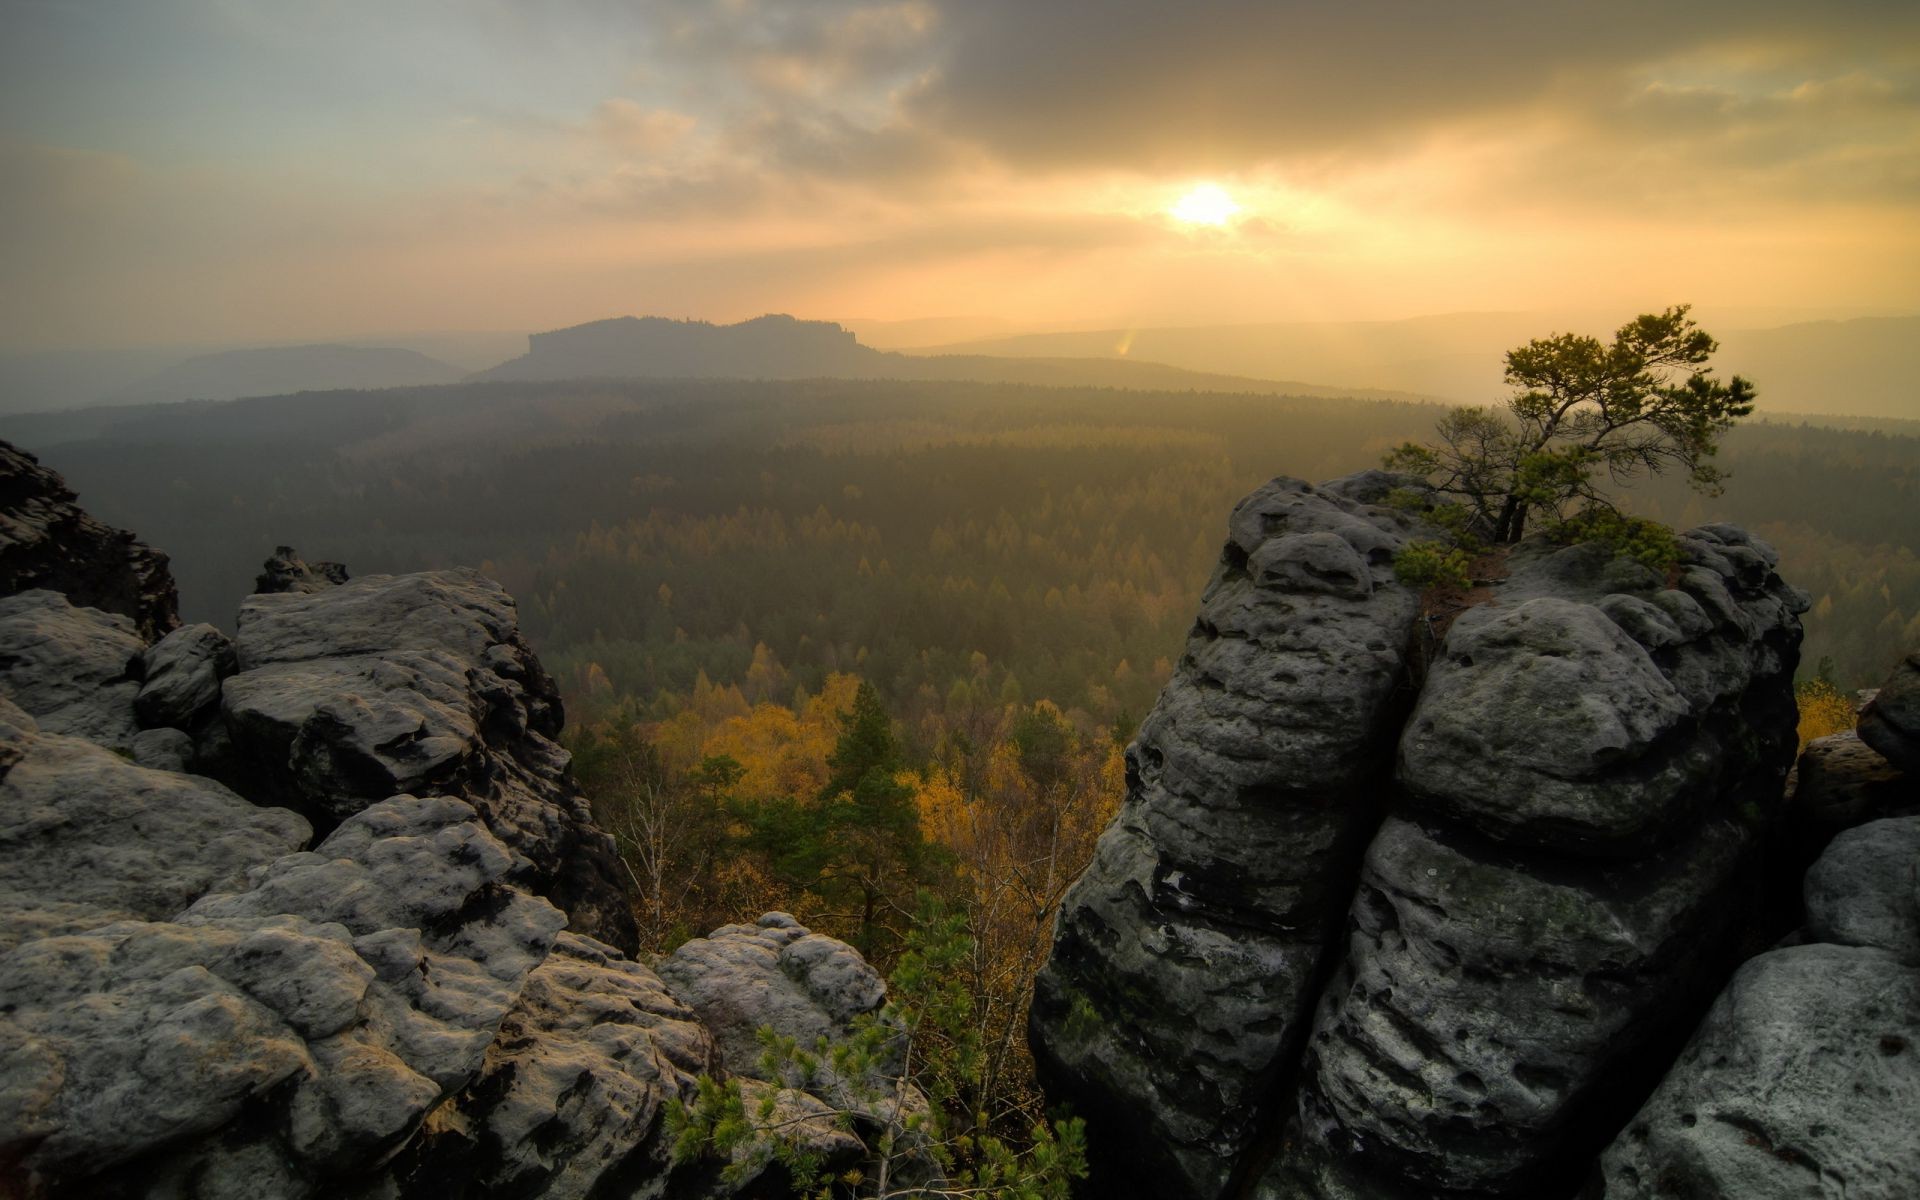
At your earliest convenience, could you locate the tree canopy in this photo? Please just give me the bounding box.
[1386,305,1756,544]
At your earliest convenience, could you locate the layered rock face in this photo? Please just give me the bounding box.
[1031,475,1819,1199]
[0,443,902,1199]
[0,441,177,639]
[216,567,638,952]
[1029,474,1426,1198]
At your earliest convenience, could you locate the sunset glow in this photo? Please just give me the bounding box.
[1169,184,1240,227]
[0,3,1915,348]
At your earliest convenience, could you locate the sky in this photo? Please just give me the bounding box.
[4,0,1919,351]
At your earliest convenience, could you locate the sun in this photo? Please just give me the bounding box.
[1169,183,1240,226]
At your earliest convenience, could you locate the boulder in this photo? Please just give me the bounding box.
[0,589,145,751]
[135,621,236,730]
[661,913,934,1190]
[1600,944,1920,1198]
[254,545,350,595]
[218,568,637,953]
[0,439,178,639]
[130,725,196,772]
[1791,731,1919,845]
[660,912,892,1079]
[1859,649,1920,773]
[1802,817,1920,963]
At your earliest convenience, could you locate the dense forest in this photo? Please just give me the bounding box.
[15,378,1917,719]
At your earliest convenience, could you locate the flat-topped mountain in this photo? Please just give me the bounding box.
[471,313,1435,400]
[114,343,465,404]
[475,314,880,382]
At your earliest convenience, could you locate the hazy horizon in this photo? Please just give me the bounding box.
[6,2,1919,357]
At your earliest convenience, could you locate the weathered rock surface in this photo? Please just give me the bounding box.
[135,621,235,731]
[0,590,145,751]
[0,440,178,639]
[1030,473,1429,1198]
[1791,731,1920,846]
[661,913,937,1191]
[219,568,638,953]
[1033,480,1814,1200]
[1,793,564,1191]
[1802,817,1920,963]
[254,545,350,595]
[659,912,890,1077]
[1600,944,1920,1198]
[0,698,310,950]
[1859,648,1920,773]
[388,930,717,1199]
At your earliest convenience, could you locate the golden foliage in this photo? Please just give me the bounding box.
[1796,677,1857,751]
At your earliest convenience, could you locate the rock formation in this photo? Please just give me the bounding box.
[1027,473,1880,1199]
[0,441,902,1199]
[0,441,176,638]
[1859,649,1920,773]
[254,545,350,595]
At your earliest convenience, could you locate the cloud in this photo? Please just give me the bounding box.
[590,100,698,156]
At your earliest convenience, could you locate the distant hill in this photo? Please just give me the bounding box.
[112,344,464,404]
[475,314,880,382]
[472,313,1440,401]
[917,313,1920,419]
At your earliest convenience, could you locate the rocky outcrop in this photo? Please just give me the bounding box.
[254,545,350,595]
[0,591,145,751]
[1030,474,1426,1199]
[211,567,637,953]
[0,441,177,639]
[0,457,903,1199]
[0,697,311,951]
[1031,476,1812,1200]
[1859,648,1920,773]
[1791,730,1920,847]
[1600,813,1920,1197]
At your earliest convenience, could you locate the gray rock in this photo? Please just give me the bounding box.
[131,726,195,772]
[1033,487,1810,1199]
[218,568,637,952]
[659,912,890,1079]
[1401,527,1808,856]
[660,912,937,1192]
[0,712,310,951]
[1,794,568,1192]
[136,622,236,730]
[0,439,178,639]
[0,589,144,750]
[1601,944,1920,1199]
[1792,731,1919,841]
[1803,817,1920,963]
[1859,650,1920,773]
[255,544,350,595]
[393,931,717,1197]
[1401,596,1707,851]
[1297,815,1751,1193]
[1030,474,1427,1200]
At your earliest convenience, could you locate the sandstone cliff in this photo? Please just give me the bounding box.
[1031,472,1919,1198]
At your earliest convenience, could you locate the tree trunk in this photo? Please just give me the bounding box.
[1493,494,1523,543]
